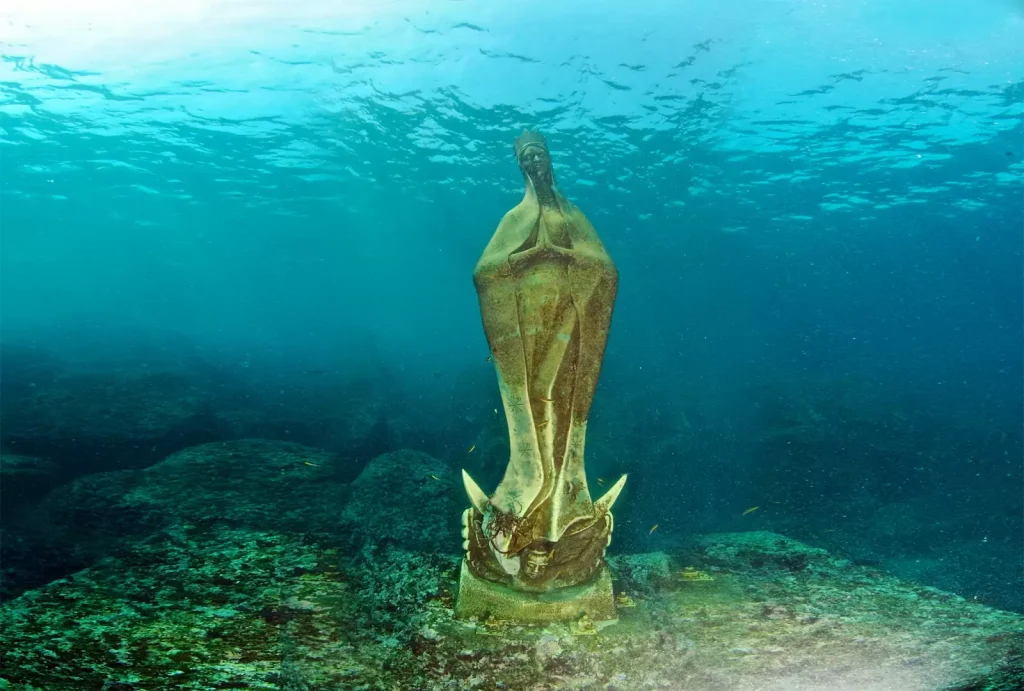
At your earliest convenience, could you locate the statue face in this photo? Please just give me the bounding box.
[517,143,554,191]
[521,546,553,579]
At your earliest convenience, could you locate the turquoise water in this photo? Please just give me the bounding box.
[4,1,1021,365]
[2,0,1022,612]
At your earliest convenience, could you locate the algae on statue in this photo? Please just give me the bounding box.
[457,131,626,622]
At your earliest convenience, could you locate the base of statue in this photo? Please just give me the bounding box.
[453,559,617,624]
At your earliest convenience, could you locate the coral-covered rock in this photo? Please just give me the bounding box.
[342,449,461,553]
[0,469,146,600]
[1,530,1021,690]
[1,440,348,600]
[690,531,837,574]
[127,439,349,535]
[0,526,343,691]
[608,552,675,595]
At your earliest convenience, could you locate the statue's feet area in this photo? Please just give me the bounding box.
[2,524,1022,690]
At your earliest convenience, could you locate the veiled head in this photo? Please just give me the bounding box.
[514,130,555,193]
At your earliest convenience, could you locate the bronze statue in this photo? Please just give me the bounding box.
[456,131,626,623]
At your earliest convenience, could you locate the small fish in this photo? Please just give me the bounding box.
[649,524,659,534]
[467,444,476,454]
[429,474,440,480]
[304,461,320,467]
[597,478,606,486]
[486,356,492,362]
[742,506,760,516]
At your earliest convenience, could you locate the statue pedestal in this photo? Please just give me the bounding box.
[454,559,618,624]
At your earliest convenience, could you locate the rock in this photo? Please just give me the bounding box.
[690,531,836,573]
[216,373,412,481]
[0,453,59,521]
[34,439,349,540]
[0,351,425,495]
[0,526,344,690]
[344,542,459,640]
[342,449,461,553]
[214,393,392,480]
[31,469,155,551]
[0,371,225,478]
[126,439,349,535]
[608,552,675,595]
[0,469,145,600]
[1,530,1021,690]
[1,440,348,600]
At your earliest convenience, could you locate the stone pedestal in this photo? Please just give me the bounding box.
[454,559,617,624]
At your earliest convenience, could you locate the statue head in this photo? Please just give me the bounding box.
[521,543,553,579]
[514,130,555,198]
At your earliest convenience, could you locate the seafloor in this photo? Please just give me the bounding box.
[1,441,1021,690]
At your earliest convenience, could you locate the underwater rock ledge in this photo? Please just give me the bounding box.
[0,441,463,602]
[1,526,1020,691]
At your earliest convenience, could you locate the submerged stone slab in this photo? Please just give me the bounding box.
[0,530,1020,690]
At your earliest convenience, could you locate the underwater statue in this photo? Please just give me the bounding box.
[456,131,626,624]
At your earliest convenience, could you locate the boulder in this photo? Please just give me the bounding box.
[342,449,461,553]
[1,440,348,600]
[127,439,349,535]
